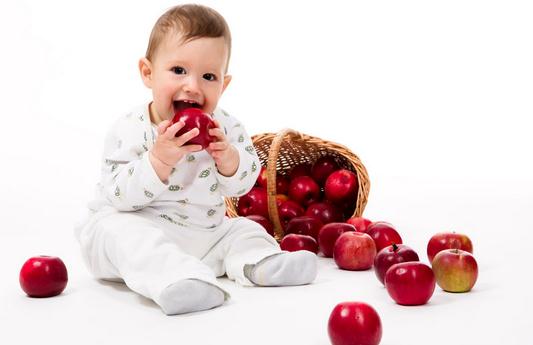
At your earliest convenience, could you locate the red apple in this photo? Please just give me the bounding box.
[171,107,215,149]
[19,256,68,298]
[328,301,382,345]
[277,200,305,230]
[432,249,478,293]
[384,262,436,306]
[280,234,319,254]
[237,187,269,218]
[305,201,343,224]
[318,223,356,257]
[256,166,268,188]
[366,222,403,252]
[346,216,373,233]
[333,232,377,271]
[276,174,290,195]
[427,232,474,264]
[285,216,323,241]
[289,163,312,180]
[311,156,339,186]
[324,169,358,204]
[288,176,321,207]
[374,244,420,285]
[246,215,274,237]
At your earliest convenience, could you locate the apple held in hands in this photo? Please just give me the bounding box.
[384,262,436,306]
[280,234,319,254]
[318,223,356,258]
[432,249,478,293]
[366,222,403,252]
[238,187,269,218]
[333,232,377,271]
[171,107,215,150]
[374,244,420,285]
[328,301,383,345]
[427,232,473,263]
[20,256,68,298]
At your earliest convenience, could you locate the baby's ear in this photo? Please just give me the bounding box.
[222,75,232,93]
[139,57,153,88]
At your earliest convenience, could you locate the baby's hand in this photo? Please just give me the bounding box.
[206,119,239,177]
[149,120,203,181]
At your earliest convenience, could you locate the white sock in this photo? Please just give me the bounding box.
[158,279,226,315]
[243,251,318,287]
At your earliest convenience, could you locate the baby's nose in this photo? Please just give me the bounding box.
[183,76,200,94]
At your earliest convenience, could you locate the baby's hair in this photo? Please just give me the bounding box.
[145,4,232,71]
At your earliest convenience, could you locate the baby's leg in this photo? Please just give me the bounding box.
[76,210,228,315]
[210,217,317,286]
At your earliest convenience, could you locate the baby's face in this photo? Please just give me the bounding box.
[147,31,230,122]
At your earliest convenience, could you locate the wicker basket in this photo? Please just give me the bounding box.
[225,128,370,241]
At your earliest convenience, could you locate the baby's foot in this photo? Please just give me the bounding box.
[159,279,226,315]
[243,251,317,286]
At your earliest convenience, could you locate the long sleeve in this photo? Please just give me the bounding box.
[99,112,168,211]
[213,109,261,198]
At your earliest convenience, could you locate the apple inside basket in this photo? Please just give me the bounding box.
[225,129,370,242]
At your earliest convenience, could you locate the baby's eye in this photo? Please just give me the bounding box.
[172,66,186,75]
[203,73,217,81]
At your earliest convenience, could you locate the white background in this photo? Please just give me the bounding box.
[0,1,532,344]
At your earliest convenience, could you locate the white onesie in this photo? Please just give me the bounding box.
[75,103,281,309]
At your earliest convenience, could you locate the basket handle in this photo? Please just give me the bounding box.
[266,128,303,241]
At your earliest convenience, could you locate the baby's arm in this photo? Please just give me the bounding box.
[210,110,261,197]
[100,117,201,211]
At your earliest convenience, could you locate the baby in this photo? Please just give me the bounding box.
[75,4,317,315]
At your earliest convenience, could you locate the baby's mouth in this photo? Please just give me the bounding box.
[173,100,202,114]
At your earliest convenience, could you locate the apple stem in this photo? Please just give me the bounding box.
[392,243,398,252]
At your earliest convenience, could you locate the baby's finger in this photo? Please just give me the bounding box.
[158,120,172,135]
[208,127,225,140]
[174,127,199,147]
[209,141,228,151]
[163,121,186,139]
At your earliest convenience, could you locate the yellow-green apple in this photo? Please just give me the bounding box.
[374,244,419,285]
[305,201,343,224]
[333,232,377,270]
[280,234,318,254]
[237,187,269,218]
[328,301,382,345]
[432,249,478,292]
[277,200,305,230]
[384,262,436,306]
[311,156,339,186]
[346,216,373,233]
[171,107,215,149]
[288,176,321,207]
[19,256,68,297]
[285,216,323,241]
[427,232,473,264]
[324,169,358,204]
[246,215,274,237]
[366,222,403,252]
[318,223,356,257]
